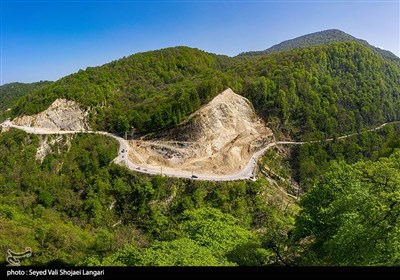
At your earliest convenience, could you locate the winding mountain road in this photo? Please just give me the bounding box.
[275,122,399,145]
[1,120,398,181]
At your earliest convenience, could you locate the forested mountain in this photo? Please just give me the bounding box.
[2,30,400,266]
[0,128,295,266]
[10,47,231,135]
[1,125,399,266]
[239,29,400,62]
[0,81,51,121]
[9,40,400,141]
[233,41,400,140]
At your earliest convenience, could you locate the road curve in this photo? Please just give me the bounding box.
[1,120,399,181]
[0,120,259,181]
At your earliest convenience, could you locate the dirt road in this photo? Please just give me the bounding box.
[2,119,398,181]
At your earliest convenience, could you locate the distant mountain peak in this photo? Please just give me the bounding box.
[239,29,399,62]
[266,29,368,51]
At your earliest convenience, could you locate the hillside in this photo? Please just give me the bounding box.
[0,81,51,121]
[129,88,273,176]
[231,41,400,140]
[12,99,90,131]
[10,47,231,135]
[2,29,400,267]
[239,29,400,62]
[0,128,297,266]
[9,40,400,143]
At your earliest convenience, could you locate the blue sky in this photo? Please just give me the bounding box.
[1,0,399,85]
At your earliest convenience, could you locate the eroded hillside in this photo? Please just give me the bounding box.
[128,88,274,176]
[12,99,90,131]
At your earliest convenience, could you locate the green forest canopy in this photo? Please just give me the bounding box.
[0,128,296,266]
[294,149,400,265]
[239,29,400,62]
[0,81,51,122]
[8,41,400,141]
[1,125,400,266]
[2,36,400,267]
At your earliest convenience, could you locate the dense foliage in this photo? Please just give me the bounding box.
[10,47,231,135]
[0,81,51,122]
[3,33,400,266]
[233,42,400,140]
[294,149,400,265]
[85,208,272,266]
[2,128,399,266]
[9,42,400,142]
[294,123,400,190]
[0,129,296,266]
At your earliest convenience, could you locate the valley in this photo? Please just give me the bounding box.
[1,100,398,182]
[1,28,400,267]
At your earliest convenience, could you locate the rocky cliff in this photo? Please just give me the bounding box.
[12,99,90,131]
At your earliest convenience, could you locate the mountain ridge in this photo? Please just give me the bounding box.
[2,29,400,267]
[6,32,400,142]
[0,81,52,122]
[238,29,399,62]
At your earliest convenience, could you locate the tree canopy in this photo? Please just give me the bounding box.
[294,149,400,265]
[9,42,400,141]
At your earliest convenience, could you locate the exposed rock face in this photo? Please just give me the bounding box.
[36,134,73,163]
[129,88,274,175]
[13,99,90,131]
[0,125,10,134]
[157,88,270,144]
[36,137,52,162]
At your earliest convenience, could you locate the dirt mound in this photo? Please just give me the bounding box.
[12,99,90,131]
[128,88,274,176]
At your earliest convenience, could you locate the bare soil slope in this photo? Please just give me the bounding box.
[12,99,90,131]
[128,88,274,175]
